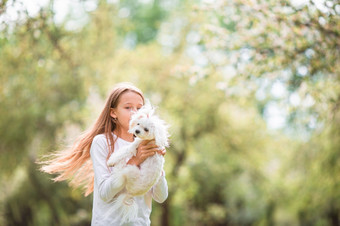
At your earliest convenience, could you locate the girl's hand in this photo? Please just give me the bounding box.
[127,140,161,166]
[157,148,166,156]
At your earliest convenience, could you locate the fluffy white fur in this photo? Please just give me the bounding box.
[105,103,169,223]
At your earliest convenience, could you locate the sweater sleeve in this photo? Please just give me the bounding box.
[151,170,168,203]
[90,135,125,203]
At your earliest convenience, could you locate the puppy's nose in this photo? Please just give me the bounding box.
[135,130,140,134]
[144,128,149,132]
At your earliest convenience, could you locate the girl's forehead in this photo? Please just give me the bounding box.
[119,91,144,105]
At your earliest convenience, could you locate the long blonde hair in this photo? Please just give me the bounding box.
[40,83,144,196]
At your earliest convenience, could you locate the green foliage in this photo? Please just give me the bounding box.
[0,0,339,225]
[117,0,170,43]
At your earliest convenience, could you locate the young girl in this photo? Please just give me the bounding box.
[41,83,168,226]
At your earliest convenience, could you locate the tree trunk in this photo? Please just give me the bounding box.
[161,198,170,226]
[328,208,339,226]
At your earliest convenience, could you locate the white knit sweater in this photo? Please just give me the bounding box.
[90,134,168,226]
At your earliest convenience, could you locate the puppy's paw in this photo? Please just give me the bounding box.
[107,155,118,167]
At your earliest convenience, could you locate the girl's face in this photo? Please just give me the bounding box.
[110,91,144,133]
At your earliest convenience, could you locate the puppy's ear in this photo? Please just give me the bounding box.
[144,99,151,108]
[142,99,155,117]
[138,114,146,119]
[146,108,155,118]
[154,119,169,148]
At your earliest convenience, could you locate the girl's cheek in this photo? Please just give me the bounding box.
[127,114,132,122]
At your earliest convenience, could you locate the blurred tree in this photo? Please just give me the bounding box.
[0,1,122,225]
[1,0,339,225]
[195,0,340,225]
[117,0,170,44]
[196,0,339,125]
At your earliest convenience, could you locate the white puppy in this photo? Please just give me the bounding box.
[106,103,169,223]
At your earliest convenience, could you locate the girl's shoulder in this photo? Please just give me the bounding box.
[92,134,107,145]
[92,133,131,148]
[93,133,106,141]
[90,134,110,154]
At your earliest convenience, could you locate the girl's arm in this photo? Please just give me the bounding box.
[90,135,125,202]
[151,170,168,203]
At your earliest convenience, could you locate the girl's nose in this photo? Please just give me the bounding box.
[130,108,137,114]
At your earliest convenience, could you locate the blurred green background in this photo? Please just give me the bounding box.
[0,0,339,225]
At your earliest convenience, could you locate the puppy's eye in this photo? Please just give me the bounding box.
[137,123,140,125]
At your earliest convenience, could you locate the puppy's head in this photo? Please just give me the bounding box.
[129,102,169,147]
[129,116,155,140]
[129,103,155,140]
